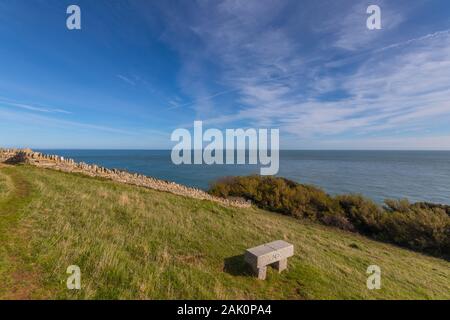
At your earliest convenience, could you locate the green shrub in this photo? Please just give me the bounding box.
[381,199,449,255]
[411,202,450,216]
[210,175,340,220]
[336,194,384,235]
[320,212,355,231]
[209,175,450,259]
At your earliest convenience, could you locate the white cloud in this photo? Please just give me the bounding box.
[200,29,450,149]
[332,1,404,51]
[156,1,450,149]
[0,105,132,135]
[0,98,72,114]
[117,74,136,86]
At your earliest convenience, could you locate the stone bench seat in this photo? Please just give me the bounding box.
[244,240,294,280]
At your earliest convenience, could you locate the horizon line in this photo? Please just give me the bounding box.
[8,148,450,152]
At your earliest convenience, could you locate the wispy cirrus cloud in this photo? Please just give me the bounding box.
[331,0,405,51]
[0,107,134,135]
[0,98,72,114]
[0,96,141,136]
[154,0,450,149]
[117,74,136,86]
[217,29,450,140]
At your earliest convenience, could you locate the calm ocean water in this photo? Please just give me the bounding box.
[40,150,450,205]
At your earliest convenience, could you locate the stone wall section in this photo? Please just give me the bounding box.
[0,148,251,208]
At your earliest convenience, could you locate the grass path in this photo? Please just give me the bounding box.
[0,165,42,299]
[0,165,449,299]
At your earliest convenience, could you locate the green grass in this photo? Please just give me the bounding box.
[0,164,449,300]
[0,169,12,200]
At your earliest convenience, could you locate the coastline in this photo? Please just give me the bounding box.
[0,148,251,209]
[34,149,450,206]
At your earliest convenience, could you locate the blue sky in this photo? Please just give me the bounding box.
[0,0,450,149]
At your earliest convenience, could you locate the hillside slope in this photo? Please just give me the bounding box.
[0,164,449,299]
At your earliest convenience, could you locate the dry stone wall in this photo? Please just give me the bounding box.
[0,148,251,208]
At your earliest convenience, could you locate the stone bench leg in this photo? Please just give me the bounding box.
[274,258,287,273]
[252,265,267,280]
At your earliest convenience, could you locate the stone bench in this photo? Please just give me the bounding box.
[244,240,294,280]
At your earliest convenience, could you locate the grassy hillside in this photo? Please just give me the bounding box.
[0,164,449,300]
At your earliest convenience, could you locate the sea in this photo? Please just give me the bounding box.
[39,150,450,205]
